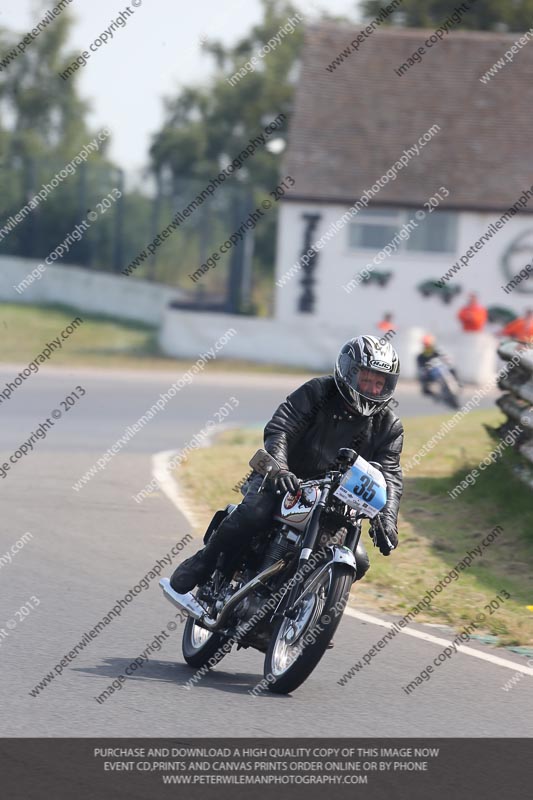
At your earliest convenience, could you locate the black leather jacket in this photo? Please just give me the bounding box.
[263,376,404,531]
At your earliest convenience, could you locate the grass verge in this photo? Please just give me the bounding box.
[0,303,314,373]
[174,409,533,646]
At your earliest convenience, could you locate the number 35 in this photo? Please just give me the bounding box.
[353,474,376,502]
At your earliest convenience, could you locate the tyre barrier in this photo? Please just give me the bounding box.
[493,340,533,488]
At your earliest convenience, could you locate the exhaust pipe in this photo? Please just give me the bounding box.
[159,578,206,621]
[208,559,287,631]
[159,558,287,632]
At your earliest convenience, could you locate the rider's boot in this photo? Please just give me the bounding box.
[170,536,222,594]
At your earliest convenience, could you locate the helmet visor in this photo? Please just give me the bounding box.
[337,356,399,403]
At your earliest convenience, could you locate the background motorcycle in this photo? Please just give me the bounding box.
[160,446,393,694]
[424,356,461,409]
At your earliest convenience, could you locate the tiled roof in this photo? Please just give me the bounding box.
[284,22,533,212]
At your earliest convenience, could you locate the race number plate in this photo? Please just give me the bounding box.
[333,456,387,518]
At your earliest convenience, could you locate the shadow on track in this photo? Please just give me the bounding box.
[74,657,293,697]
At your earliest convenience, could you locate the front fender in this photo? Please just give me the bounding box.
[331,545,357,572]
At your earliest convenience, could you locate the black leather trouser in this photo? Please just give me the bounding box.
[203,474,370,581]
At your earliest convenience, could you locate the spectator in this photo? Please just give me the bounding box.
[499,308,533,343]
[377,312,396,334]
[458,293,488,332]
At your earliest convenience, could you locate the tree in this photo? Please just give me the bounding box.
[0,4,98,258]
[0,2,153,272]
[149,0,309,288]
[0,5,90,164]
[362,0,533,32]
[151,0,306,185]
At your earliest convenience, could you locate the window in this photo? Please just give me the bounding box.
[349,207,458,254]
[405,210,457,253]
[348,208,403,249]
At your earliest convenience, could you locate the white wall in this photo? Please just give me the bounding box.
[0,256,184,326]
[159,307,497,383]
[274,202,533,334]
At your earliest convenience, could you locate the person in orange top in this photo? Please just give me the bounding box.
[500,309,533,343]
[458,293,488,332]
[377,312,396,334]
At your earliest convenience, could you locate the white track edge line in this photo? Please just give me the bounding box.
[344,607,533,676]
[152,424,238,529]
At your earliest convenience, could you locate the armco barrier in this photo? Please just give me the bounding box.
[493,340,533,488]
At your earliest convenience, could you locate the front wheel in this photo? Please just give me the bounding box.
[263,562,352,694]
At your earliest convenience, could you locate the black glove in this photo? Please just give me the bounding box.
[273,469,300,494]
[369,514,398,556]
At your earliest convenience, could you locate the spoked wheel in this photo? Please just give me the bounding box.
[182,614,229,670]
[263,562,352,694]
[441,379,461,409]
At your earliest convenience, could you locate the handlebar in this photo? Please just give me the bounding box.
[275,472,339,495]
[370,514,396,555]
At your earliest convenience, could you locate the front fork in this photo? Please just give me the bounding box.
[281,487,361,619]
[345,518,362,553]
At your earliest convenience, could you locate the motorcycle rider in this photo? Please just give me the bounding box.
[170,335,404,595]
[417,334,458,396]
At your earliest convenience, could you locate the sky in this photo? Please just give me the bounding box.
[2,0,362,181]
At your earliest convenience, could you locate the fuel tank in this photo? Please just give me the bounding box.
[273,484,320,532]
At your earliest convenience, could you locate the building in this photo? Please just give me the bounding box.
[273,22,533,378]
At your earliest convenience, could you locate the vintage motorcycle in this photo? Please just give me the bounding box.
[160,446,392,694]
[424,356,462,409]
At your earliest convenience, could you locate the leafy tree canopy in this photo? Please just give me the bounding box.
[150,0,307,190]
[362,0,533,32]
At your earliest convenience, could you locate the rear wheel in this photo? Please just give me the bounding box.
[182,617,229,669]
[263,562,352,694]
[441,378,460,409]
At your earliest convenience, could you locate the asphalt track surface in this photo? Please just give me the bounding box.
[1,365,531,737]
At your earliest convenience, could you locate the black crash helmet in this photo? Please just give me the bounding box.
[334,335,400,417]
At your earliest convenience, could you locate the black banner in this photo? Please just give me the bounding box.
[1,738,530,799]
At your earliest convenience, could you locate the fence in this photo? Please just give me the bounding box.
[0,158,129,270]
[0,157,257,310]
[492,340,533,488]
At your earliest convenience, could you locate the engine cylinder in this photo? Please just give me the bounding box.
[261,530,294,570]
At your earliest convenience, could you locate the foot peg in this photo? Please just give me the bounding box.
[159,578,205,621]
